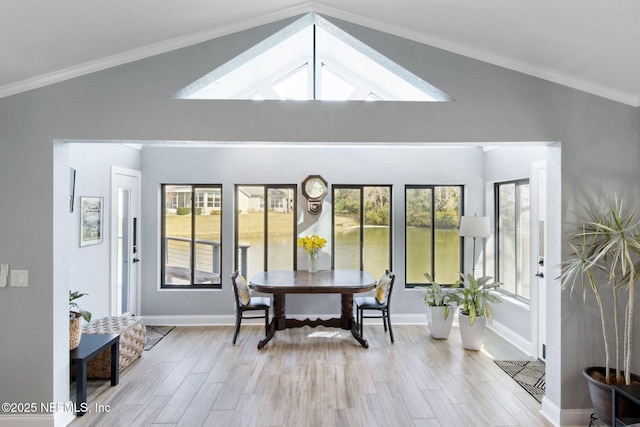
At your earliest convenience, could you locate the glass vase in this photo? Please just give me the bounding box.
[308,252,318,273]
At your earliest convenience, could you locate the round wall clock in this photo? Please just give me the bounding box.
[302,175,328,214]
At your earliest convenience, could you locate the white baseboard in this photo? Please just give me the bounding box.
[0,414,57,427]
[0,403,86,426]
[141,313,430,327]
[142,314,234,326]
[541,396,594,427]
[488,319,533,356]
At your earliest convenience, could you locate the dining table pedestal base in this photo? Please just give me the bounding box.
[258,293,368,349]
[251,270,376,350]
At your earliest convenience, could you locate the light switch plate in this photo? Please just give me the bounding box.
[11,270,28,287]
[0,264,7,287]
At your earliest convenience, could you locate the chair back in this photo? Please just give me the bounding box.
[378,269,396,307]
[230,270,242,307]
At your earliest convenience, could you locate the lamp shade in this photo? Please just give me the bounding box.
[459,216,490,238]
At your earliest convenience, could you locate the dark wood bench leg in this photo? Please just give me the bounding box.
[111,340,119,386]
[76,362,87,415]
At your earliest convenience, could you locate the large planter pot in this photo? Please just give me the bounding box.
[426,305,455,339]
[458,312,486,350]
[69,312,82,350]
[583,366,640,426]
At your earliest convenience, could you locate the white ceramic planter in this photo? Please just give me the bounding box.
[426,305,455,339]
[458,312,486,350]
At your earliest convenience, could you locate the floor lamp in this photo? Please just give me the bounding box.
[459,216,491,276]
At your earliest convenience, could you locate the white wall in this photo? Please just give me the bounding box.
[140,144,486,319]
[69,143,141,320]
[483,145,550,353]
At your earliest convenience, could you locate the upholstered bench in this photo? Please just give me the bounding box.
[81,315,145,378]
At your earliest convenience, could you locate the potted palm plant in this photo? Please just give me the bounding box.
[69,290,91,350]
[457,274,502,350]
[559,198,640,425]
[421,273,461,339]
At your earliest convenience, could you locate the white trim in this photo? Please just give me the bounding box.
[0,414,56,427]
[530,159,547,361]
[488,319,533,356]
[110,167,142,317]
[312,4,639,106]
[0,3,313,99]
[540,396,593,427]
[0,409,75,426]
[0,2,636,106]
[142,313,430,327]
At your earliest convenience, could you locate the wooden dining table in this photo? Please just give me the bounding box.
[249,269,376,349]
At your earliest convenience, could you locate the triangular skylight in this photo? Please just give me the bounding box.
[173,13,451,102]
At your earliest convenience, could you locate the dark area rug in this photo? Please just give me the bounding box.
[144,326,175,350]
[494,359,545,403]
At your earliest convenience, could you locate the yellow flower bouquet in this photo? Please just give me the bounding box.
[297,234,326,255]
[298,234,326,273]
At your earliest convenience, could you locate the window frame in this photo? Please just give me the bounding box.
[494,179,530,301]
[404,184,464,288]
[331,184,393,274]
[234,184,298,276]
[160,184,223,289]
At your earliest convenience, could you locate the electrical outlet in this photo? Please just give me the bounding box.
[10,270,28,287]
[0,264,7,288]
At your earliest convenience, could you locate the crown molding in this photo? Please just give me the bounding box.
[0,2,314,99]
[312,3,639,107]
[0,1,637,106]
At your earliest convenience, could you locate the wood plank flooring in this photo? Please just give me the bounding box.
[69,324,552,427]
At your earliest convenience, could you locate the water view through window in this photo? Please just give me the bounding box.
[405,186,462,285]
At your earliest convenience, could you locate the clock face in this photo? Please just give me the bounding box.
[305,178,325,199]
[303,176,327,200]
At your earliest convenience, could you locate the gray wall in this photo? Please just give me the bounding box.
[0,13,638,423]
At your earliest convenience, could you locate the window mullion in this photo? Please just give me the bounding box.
[264,186,269,272]
[190,186,196,284]
[430,186,436,280]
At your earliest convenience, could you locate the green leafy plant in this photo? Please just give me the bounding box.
[458,274,502,326]
[69,290,92,322]
[559,198,640,385]
[420,273,461,320]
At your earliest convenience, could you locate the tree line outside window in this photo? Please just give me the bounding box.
[495,179,531,300]
[405,185,463,286]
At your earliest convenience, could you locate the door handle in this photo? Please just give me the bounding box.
[132,258,140,263]
[535,272,544,278]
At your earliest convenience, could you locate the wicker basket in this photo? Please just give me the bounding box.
[81,315,146,378]
[69,314,82,350]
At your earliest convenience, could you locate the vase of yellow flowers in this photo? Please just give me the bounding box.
[298,234,326,273]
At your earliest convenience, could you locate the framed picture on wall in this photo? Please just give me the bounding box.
[80,196,103,247]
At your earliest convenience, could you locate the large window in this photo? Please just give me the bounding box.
[235,185,297,279]
[161,184,222,288]
[405,186,463,286]
[495,180,531,300]
[332,185,392,280]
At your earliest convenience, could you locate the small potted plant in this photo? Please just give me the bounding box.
[69,290,92,350]
[420,273,461,339]
[457,274,502,350]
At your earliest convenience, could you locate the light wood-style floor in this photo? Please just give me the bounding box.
[69,324,552,427]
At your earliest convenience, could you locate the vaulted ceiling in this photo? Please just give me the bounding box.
[2,0,639,106]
